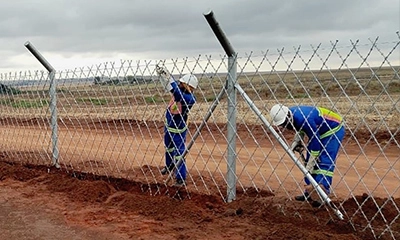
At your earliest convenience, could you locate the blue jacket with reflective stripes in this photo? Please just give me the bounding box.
[290,106,343,156]
[165,81,196,131]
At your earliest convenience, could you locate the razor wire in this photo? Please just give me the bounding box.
[0,37,399,238]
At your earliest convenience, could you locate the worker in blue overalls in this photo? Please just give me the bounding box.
[156,65,198,187]
[270,104,345,207]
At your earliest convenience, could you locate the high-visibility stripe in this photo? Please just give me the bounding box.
[310,150,320,157]
[312,169,334,177]
[166,125,187,133]
[166,147,174,153]
[165,118,187,133]
[320,123,343,139]
[317,107,343,139]
[318,107,342,123]
[174,155,182,161]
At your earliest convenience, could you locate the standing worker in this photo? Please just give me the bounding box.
[156,65,198,187]
[270,104,345,207]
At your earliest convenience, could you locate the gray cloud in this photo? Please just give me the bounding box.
[0,0,398,71]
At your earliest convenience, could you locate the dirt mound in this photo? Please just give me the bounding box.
[1,160,398,239]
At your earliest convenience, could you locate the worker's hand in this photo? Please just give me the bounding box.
[305,156,318,172]
[156,65,170,78]
[292,142,304,153]
[156,64,174,92]
[291,133,304,153]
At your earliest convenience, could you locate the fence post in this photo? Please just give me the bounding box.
[226,54,237,202]
[204,10,237,202]
[24,41,60,168]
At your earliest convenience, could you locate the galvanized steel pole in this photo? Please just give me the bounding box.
[204,10,237,202]
[24,41,60,168]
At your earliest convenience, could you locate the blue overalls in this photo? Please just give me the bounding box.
[290,106,345,194]
[164,81,196,181]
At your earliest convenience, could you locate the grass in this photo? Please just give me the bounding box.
[204,95,217,102]
[144,95,165,104]
[76,98,108,106]
[0,99,49,108]
[290,94,309,99]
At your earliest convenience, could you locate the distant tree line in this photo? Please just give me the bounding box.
[93,75,153,86]
[0,83,21,95]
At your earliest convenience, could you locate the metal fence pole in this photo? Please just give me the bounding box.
[204,10,237,202]
[226,55,237,202]
[24,41,60,168]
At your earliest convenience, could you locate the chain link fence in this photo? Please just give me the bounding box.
[0,35,399,238]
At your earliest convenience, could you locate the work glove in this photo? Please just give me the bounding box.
[291,133,304,153]
[156,65,174,92]
[156,65,169,78]
[305,155,318,172]
[292,142,304,153]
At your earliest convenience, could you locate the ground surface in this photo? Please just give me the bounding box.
[0,119,399,239]
[0,157,399,239]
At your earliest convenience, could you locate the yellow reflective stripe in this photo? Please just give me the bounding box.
[166,147,174,153]
[312,169,334,177]
[166,126,187,133]
[318,107,342,123]
[165,119,188,133]
[320,123,343,139]
[310,150,320,157]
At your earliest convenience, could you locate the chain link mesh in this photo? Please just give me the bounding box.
[1,37,399,238]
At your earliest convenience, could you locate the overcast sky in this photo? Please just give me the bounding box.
[0,0,399,72]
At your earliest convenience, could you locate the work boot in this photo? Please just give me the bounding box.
[160,164,175,175]
[173,179,186,187]
[295,192,311,202]
[311,200,323,208]
[305,184,327,202]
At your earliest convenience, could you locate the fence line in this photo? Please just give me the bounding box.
[0,35,399,238]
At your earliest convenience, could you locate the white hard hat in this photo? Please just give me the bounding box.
[179,74,198,89]
[270,104,290,126]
